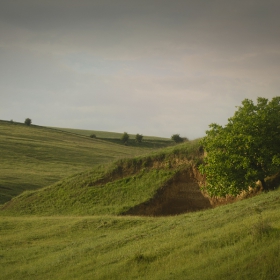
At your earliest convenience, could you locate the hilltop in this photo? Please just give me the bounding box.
[0,120,172,204]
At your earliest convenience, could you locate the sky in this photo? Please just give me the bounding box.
[1,0,280,139]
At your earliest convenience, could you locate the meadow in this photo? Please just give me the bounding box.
[1,189,280,280]
[0,120,172,204]
[1,120,280,279]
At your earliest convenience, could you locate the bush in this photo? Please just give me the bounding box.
[90,133,97,138]
[121,132,129,144]
[171,134,184,143]
[24,118,32,126]
[135,134,143,143]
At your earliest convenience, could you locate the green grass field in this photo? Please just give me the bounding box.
[1,189,280,280]
[1,120,280,279]
[49,126,174,149]
[1,138,203,216]
[0,120,172,204]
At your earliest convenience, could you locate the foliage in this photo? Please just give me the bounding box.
[24,118,32,126]
[135,133,143,143]
[199,97,280,197]
[171,134,184,143]
[89,133,96,138]
[121,132,129,144]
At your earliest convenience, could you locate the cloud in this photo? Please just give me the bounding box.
[0,0,280,138]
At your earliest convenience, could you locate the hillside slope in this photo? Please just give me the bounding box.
[1,189,280,280]
[1,140,208,216]
[0,120,169,204]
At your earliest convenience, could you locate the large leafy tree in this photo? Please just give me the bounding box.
[199,97,280,197]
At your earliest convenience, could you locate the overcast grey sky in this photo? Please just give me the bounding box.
[1,0,279,139]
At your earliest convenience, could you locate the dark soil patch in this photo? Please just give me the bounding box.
[123,167,212,216]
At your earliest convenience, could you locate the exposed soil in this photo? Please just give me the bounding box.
[123,166,265,216]
[123,167,212,216]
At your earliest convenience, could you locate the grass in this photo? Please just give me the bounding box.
[1,189,280,279]
[2,120,280,279]
[0,120,172,204]
[49,126,174,149]
[49,126,172,141]
[1,139,202,216]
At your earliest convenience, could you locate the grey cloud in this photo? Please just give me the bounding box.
[1,0,280,138]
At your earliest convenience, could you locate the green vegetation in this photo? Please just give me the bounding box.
[1,140,202,216]
[199,97,280,196]
[0,120,170,204]
[1,99,280,280]
[1,189,280,280]
[171,134,184,143]
[121,132,129,144]
[24,118,32,126]
[135,133,143,143]
[49,126,173,149]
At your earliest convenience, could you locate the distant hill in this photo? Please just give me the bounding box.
[48,126,173,148]
[0,120,173,204]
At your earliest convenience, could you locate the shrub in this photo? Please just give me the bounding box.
[171,134,184,143]
[135,134,143,143]
[121,132,129,144]
[24,118,32,126]
[90,133,97,138]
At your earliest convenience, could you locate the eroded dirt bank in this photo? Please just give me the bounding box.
[123,167,211,216]
[123,166,263,216]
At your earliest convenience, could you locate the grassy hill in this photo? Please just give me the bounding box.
[1,120,280,279]
[49,126,171,143]
[0,120,172,204]
[1,140,204,216]
[1,189,280,279]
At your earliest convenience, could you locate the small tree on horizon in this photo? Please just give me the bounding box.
[135,134,143,143]
[121,132,129,144]
[171,134,184,143]
[24,118,32,126]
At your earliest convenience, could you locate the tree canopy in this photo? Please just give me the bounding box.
[121,132,129,144]
[171,134,184,143]
[199,97,280,197]
[24,118,32,126]
[135,134,143,143]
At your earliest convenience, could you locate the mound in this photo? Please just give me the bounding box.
[2,139,270,216]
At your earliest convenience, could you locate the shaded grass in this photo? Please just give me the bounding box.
[1,189,280,280]
[0,120,169,204]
